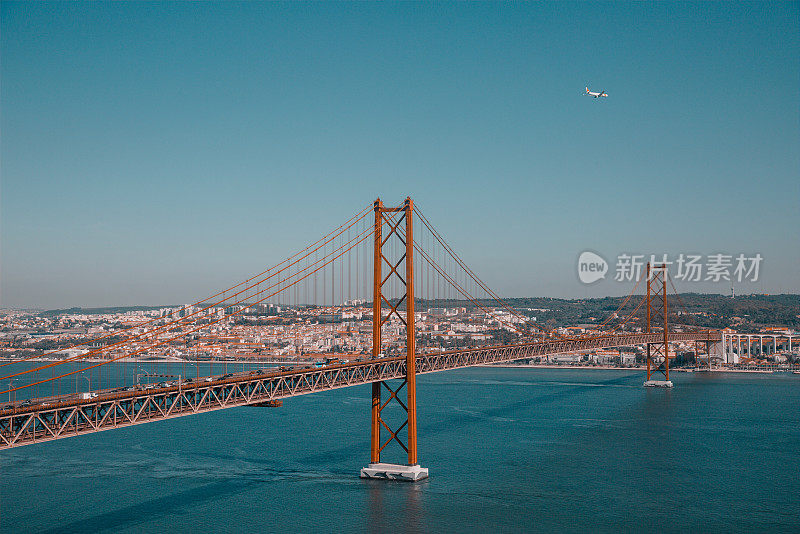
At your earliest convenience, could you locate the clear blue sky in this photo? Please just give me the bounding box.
[2,1,798,308]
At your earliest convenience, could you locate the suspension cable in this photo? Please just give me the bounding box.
[1,223,374,391]
[1,204,372,368]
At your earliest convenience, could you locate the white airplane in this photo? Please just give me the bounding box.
[585,86,608,98]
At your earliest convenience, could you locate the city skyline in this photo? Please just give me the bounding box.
[2,2,798,308]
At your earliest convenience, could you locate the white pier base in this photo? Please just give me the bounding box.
[360,463,429,481]
[643,380,674,388]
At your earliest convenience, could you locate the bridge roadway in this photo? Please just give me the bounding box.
[0,331,718,449]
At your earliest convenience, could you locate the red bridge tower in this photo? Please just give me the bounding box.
[644,262,673,388]
[360,197,428,481]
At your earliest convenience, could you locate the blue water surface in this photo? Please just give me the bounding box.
[1,367,799,533]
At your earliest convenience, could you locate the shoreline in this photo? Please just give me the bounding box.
[1,359,791,374]
[0,358,296,365]
[482,364,786,373]
[484,364,642,371]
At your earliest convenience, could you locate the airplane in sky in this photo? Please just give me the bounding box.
[585,87,608,98]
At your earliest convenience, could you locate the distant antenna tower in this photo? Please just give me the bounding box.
[731,282,735,299]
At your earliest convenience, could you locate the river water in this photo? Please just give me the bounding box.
[1,366,799,532]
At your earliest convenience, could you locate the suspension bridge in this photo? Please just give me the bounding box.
[0,197,720,480]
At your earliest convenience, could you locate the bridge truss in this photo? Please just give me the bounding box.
[0,332,717,450]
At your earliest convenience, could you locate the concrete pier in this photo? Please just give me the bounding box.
[643,380,674,388]
[360,463,429,481]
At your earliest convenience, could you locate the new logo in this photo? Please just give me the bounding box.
[577,251,608,284]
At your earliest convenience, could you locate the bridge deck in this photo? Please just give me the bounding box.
[0,332,717,449]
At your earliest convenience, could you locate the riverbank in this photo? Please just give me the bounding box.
[483,364,790,373]
[0,358,294,365]
[3,359,793,373]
